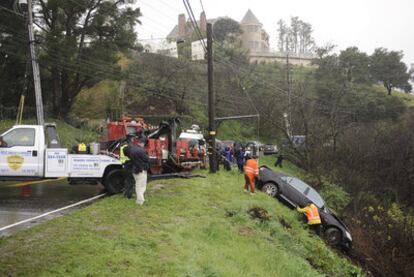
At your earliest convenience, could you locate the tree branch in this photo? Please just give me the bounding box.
[37,0,52,28]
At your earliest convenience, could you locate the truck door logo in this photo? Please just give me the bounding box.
[7,155,24,171]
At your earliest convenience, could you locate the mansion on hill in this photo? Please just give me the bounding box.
[144,10,314,66]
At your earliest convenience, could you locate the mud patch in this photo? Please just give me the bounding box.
[248,207,270,222]
[150,184,167,191]
[279,218,292,229]
[238,226,254,236]
[306,257,323,272]
[225,209,239,217]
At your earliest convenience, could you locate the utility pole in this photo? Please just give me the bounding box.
[283,112,291,138]
[207,23,216,173]
[25,0,45,125]
[286,53,292,137]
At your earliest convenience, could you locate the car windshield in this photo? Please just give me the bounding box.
[306,187,325,209]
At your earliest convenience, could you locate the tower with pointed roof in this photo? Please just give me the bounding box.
[240,9,269,54]
[166,9,314,65]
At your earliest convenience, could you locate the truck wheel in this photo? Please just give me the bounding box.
[104,169,125,195]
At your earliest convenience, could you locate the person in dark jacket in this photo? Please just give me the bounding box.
[225,146,233,163]
[123,139,150,205]
[223,146,232,171]
[236,148,245,173]
[121,141,135,199]
[215,145,222,171]
[274,152,284,168]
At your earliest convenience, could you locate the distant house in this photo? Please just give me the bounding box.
[166,10,315,66]
[238,9,315,66]
[140,39,178,58]
[167,12,214,42]
[239,9,270,54]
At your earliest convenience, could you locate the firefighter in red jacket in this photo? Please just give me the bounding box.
[244,154,259,195]
[297,202,323,235]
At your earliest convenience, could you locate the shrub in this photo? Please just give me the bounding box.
[319,181,350,214]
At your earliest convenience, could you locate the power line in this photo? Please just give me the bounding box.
[181,0,310,138]
[199,0,206,15]
[157,0,180,13]
[207,42,364,115]
[183,0,206,52]
[1,37,216,109]
[210,43,358,116]
[0,5,24,18]
[139,0,178,23]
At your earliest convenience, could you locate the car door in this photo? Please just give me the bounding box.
[0,127,41,177]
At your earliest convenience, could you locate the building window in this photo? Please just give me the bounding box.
[245,25,259,33]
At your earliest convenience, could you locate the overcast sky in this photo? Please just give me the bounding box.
[135,0,414,66]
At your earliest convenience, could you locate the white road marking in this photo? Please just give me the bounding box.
[0,193,106,233]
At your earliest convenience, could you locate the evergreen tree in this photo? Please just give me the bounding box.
[0,0,29,114]
[35,0,142,117]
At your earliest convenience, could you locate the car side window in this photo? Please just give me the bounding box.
[282,177,308,193]
[2,128,35,147]
[306,188,325,208]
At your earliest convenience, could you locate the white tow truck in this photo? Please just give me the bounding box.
[0,124,125,194]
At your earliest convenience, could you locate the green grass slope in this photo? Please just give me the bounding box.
[0,160,362,276]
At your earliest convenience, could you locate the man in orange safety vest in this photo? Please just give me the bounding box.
[297,202,323,235]
[244,154,259,195]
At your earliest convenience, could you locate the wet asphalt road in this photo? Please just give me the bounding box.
[0,179,104,236]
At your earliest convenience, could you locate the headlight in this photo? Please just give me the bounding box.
[345,230,352,241]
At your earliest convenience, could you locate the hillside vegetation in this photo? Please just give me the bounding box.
[0,161,362,276]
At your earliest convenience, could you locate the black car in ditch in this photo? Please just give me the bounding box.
[256,166,352,249]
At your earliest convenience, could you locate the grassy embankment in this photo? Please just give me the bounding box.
[0,156,362,276]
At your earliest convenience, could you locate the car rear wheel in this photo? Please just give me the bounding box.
[261,182,279,197]
[325,227,342,246]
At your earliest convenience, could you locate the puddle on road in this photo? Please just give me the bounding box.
[0,179,104,234]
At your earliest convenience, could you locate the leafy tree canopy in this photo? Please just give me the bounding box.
[213,17,242,44]
[2,0,142,118]
[0,0,30,110]
[339,47,370,83]
[370,48,411,95]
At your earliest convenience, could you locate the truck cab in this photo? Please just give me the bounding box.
[0,125,45,178]
[0,124,124,194]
